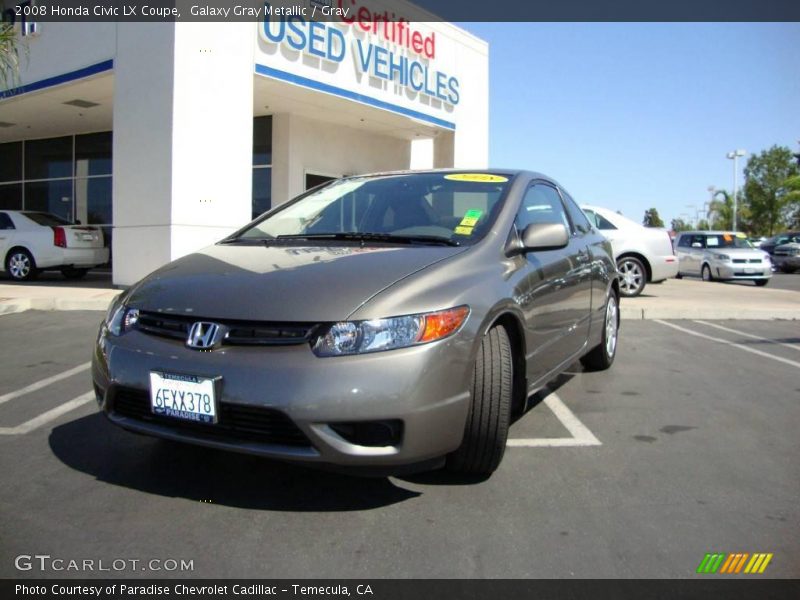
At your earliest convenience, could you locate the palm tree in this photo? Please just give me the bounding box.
[0,22,22,91]
[707,190,734,230]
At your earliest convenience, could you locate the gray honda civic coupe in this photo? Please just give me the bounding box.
[93,170,620,476]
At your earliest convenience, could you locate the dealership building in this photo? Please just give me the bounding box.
[0,1,488,285]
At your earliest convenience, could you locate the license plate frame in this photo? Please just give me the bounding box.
[149,371,221,424]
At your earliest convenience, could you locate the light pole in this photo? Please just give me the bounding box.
[726,149,746,231]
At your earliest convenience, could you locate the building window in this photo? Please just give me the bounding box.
[0,133,113,262]
[252,116,272,220]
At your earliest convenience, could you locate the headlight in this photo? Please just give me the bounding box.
[312,306,470,357]
[712,253,730,261]
[105,301,139,336]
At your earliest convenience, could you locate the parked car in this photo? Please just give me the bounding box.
[759,231,800,257]
[580,205,678,298]
[0,211,108,281]
[773,241,800,273]
[93,170,620,477]
[674,231,772,286]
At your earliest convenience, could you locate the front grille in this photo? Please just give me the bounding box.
[732,258,762,264]
[135,311,319,346]
[112,387,311,447]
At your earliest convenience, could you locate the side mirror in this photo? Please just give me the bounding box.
[520,223,569,252]
[691,242,702,248]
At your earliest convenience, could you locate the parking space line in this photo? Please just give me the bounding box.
[0,362,91,407]
[507,392,601,447]
[692,320,800,353]
[0,391,94,435]
[654,320,800,369]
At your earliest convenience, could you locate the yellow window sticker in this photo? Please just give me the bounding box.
[735,232,747,238]
[459,217,479,227]
[454,226,474,236]
[444,173,509,183]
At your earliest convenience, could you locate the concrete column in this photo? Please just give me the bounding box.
[112,22,255,286]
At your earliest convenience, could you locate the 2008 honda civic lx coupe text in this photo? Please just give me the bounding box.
[93,170,620,476]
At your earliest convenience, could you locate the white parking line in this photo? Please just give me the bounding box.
[693,320,800,353]
[0,362,91,407]
[655,320,800,369]
[0,391,94,435]
[507,392,601,447]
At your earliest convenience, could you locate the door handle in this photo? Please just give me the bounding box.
[576,249,590,263]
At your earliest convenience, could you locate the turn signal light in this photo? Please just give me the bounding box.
[420,306,471,342]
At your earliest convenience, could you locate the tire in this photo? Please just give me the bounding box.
[754,279,769,287]
[61,267,89,280]
[617,256,646,298]
[782,264,795,274]
[581,289,620,372]
[5,248,38,281]
[447,326,513,476]
[675,272,683,279]
[701,264,714,282]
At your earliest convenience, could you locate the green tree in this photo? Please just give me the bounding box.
[708,190,734,230]
[696,219,710,231]
[0,21,22,90]
[743,145,799,236]
[784,174,800,228]
[642,208,665,228]
[671,218,692,232]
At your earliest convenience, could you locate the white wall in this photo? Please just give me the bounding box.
[113,22,255,286]
[272,113,411,204]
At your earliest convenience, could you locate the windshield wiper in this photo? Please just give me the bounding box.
[276,232,460,247]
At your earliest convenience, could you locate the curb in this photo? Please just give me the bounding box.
[620,307,799,321]
[0,294,120,316]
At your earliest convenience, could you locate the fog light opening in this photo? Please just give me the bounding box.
[330,420,403,447]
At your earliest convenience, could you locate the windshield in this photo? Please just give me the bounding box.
[705,234,755,249]
[234,173,512,245]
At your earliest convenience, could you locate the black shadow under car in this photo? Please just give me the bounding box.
[93,170,620,476]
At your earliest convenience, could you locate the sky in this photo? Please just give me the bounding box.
[458,22,800,228]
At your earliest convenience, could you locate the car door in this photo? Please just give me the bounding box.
[0,212,15,266]
[515,182,593,384]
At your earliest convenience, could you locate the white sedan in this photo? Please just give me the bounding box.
[581,205,678,297]
[0,211,109,281]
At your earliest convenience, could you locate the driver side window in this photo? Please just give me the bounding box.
[516,184,571,233]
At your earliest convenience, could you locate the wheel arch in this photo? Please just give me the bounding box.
[483,310,528,418]
[4,245,37,269]
[617,251,652,282]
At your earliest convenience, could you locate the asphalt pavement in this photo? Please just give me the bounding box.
[0,311,797,579]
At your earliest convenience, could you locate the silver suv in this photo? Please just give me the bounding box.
[674,231,772,286]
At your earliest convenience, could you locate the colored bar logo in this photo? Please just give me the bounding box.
[697,552,773,574]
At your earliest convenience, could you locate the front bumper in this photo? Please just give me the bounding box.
[92,326,473,469]
[708,261,772,280]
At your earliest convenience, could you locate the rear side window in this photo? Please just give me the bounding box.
[561,191,592,234]
[0,212,14,230]
[677,234,693,248]
[583,208,617,230]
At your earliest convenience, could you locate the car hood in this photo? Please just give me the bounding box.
[126,243,466,322]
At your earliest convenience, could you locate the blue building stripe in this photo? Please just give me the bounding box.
[0,59,114,100]
[254,63,456,131]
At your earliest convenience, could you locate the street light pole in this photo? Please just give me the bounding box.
[726,149,746,231]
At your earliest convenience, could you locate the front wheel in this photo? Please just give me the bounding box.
[617,256,646,297]
[754,279,769,287]
[447,326,513,476]
[701,264,714,282]
[581,290,619,372]
[6,249,38,281]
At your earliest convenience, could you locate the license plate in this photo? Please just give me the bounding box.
[745,268,756,274]
[79,233,94,241]
[149,372,218,423]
